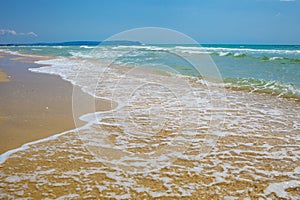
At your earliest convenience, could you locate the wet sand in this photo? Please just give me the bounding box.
[0,54,76,153]
[0,69,9,82]
[0,54,9,85]
[0,54,114,154]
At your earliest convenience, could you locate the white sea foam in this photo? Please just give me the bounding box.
[4,176,23,183]
[112,45,166,51]
[269,56,283,60]
[219,52,231,56]
[0,128,74,164]
[264,180,300,199]
[80,45,95,49]
[0,51,299,198]
[24,57,226,172]
[175,46,300,54]
[0,49,23,56]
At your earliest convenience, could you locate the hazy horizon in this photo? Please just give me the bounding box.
[0,40,300,46]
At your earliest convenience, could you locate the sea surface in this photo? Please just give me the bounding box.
[1,44,300,99]
[0,44,299,199]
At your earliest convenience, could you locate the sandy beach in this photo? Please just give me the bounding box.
[0,54,76,153]
[0,54,114,154]
[0,50,299,199]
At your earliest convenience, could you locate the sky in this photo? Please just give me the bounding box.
[0,0,299,44]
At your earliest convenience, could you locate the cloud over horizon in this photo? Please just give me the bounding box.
[0,29,37,37]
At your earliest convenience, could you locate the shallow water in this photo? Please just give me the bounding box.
[0,53,299,199]
[1,44,300,99]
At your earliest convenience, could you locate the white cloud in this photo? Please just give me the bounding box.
[280,0,296,2]
[19,31,38,37]
[0,29,37,37]
[0,29,17,35]
[275,12,281,16]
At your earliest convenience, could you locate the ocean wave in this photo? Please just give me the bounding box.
[111,45,166,51]
[217,52,246,57]
[53,46,64,49]
[224,77,300,100]
[213,51,247,57]
[233,53,246,57]
[219,52,232,56]
[0,49,51,58]
[69,51,92,58]
[269,56,283,61]
[213,51,300,62]
[80,45,95,49]
[0,49,23,56]
[260,56,300,63]
[175,46,300,55]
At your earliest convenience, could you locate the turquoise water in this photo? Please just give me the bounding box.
[1,44,299,99]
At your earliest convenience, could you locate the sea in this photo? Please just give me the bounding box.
[1,44,300,98]
[0,43,299,199]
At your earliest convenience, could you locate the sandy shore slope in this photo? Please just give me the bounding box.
[0,54,76,153]
[0,54,114,154]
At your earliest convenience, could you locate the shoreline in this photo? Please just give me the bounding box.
[1,49,299,102]
[0,53,115,155]
[0,51,298,154]
[0,51,299,199]
[0,54,76,154]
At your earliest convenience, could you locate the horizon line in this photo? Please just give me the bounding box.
[0,40,299,46]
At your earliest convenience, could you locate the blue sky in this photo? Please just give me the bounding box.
[0,0,299,44]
